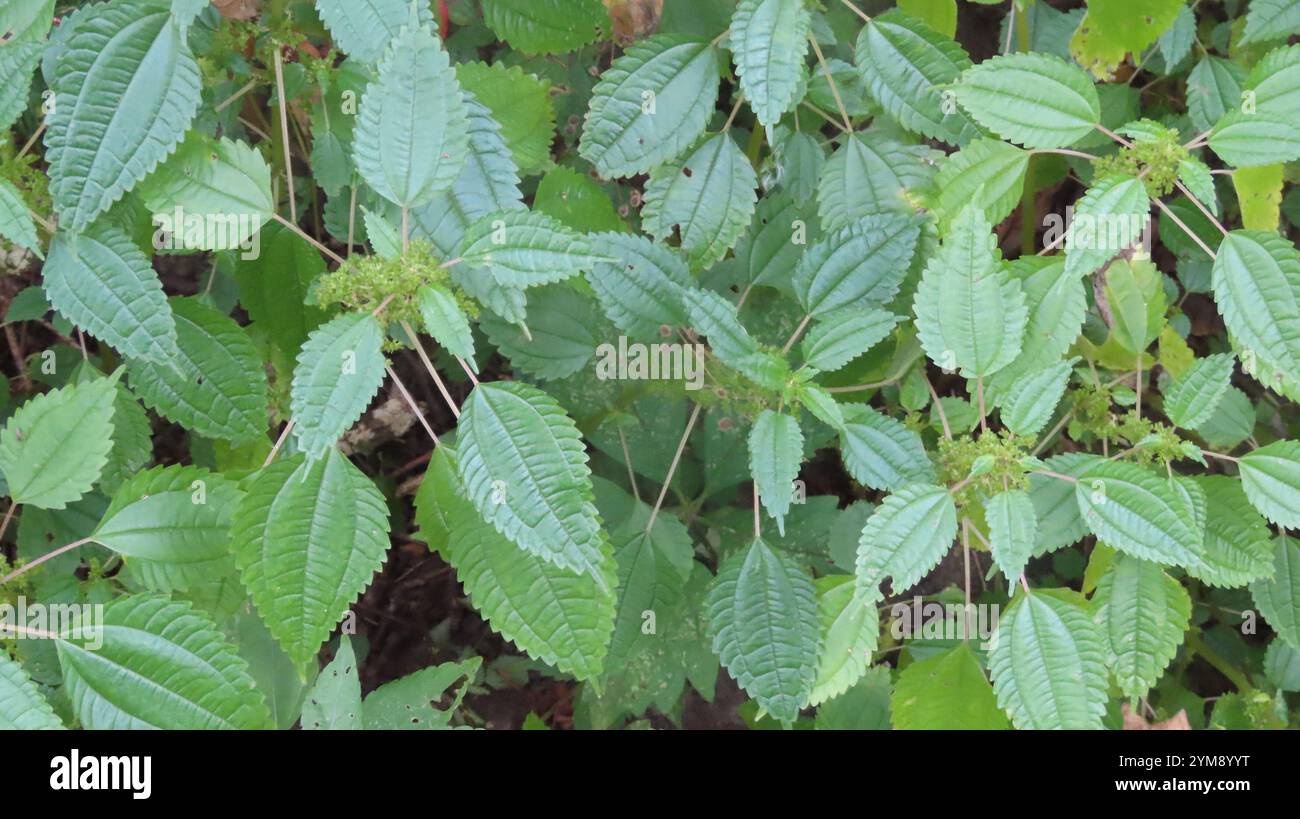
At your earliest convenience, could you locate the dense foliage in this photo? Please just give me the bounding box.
[1,0,1299,730]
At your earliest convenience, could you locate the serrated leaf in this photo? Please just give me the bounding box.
[892,642,1009,729]
[855,483,957,597]
[290,312,386,460]
[45,4,201,231]
[953,52,1100,148]
[854,11,981,146]
[1232,163,1283,231]
[579,35,719,179]
[231,450,391,667]
[44,225,177,364]
[748,410,803,535]
[354,15,467,209]
[1162,352,1234,430]
[932,138,1029,229]
[0,178,41,258]
[730,0,811,127]
[793,212,923,317]
[481,284,600,379]
[300,635,362,730]
[1189,475,1275,588]
[481,0,604,54]
[801,308,898,372]
[95,465,242,592]
[1091,554,1191,699]
[314,0,436,64]
[417,284,476,371]
[362,657,480,729]
[1241,0,1300,45]
[0,32,45,133]
[585,232,692,337]
[0,373,117,510]
[838,405,934,492]
[988,258,1087,394]
[1074,460,1206,569]
[1187,55,1246,134]
[913,205,1027,377]
[137,133,273,249]
[1239,440,1300,529]
[56,594,270,729]
[986,489,1037,584]
[642,133,757,270]
[126,296,268,445]
[1210,113,1300,168]
[0,651,62,729]
[809,576,881,707]
[1211,231,1300,394]
[706,537,820,725]
[458,381,611,584]
[998,358,1075,437]
[1029,452,1100,555]
[1063,174,1151,278]
[816,132,938,229]
[233,222,328,355]
[455,61,555,178]
[1251,536,1300,649]
[417,446,616,681]
[457,210,599,288]
[988,589,1108,729]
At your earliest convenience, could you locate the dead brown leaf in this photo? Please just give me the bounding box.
[606,0,663,42]
[1121,703,1192,730]
[213,0,260,20]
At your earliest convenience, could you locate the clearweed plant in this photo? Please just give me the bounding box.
[0,0,1297,732]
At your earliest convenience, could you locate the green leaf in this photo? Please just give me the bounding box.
[913,205,1027,377]
[45,4,201,231]
[0,11,46,132]
[0,372,118,510]
[0,178,41,258]
[44,225,178,364]
[1211,231,1300,394]
[300,635,362,730]
[481,0,604,54]
[986,489,1037,584]
[231,450,391,667]
[1187,55,1246,133]
[233,222,329,355]
[998,358,1076,437]
[1029,452,1099,555]
[137,133,273,249]
[126,296,268,445]
[681,287,767,377]
[455,61,555,177]
[362,657,480,729]
[801,308,898,372]
[586,232,692,337]
[290,312,387,460]
[1103,257,1165,355]
[1162,352,1234,429]
[792,212,923,317]
[1063,174,1151,278]
[855,483,957,597]
[1092,554,1191,699]
[892,642,1009,729]
[457,210,600,288]
[1232,163,1283,231]
[706,537,820,725]
[748,410,803,535]
[481,284,600,380]
[1074,460,1207,570]
[809,576,881,707]
[354,14,467,209]
[988,258,1087,393]
[988,589,1108,729]
[417,446,617,681]
[798,382,847,431]
[533,165,625,233]
[1070,0,1184,79]
[0,651,62,729]
[579,35,720,179]
[1251,536,1300,649]
[95,465,242,592]
[458,381,611,584]
[642,133,758,270]
[1241,0,1300,45]
[932,138,1030,229]
[1190,475,1275,588]
[417,284,476,372]
[816,132,938,229]
[1265,639,1300,691]
[730,0,811,127]
[56,594,270,729]
[838,405,935,491]
[314,0,436,64]
[1239,440,1300,529]
[1210,113,1300,168]
[953,52,1100,148]
[854,11,981,146]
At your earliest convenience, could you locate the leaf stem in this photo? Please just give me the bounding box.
[838,0,872,23]
[1151,197,1217,260]
[925,374,952,440]
[1,537,96,586]
[808,35,852,133]
[1172,179,1228,237]
[0,501,17,547]
[399,320,461,419]
[272,46,297,223]
[263,419,295,467]
[646,403,702,533]
[272,213,346,265]
[1187,630,1251,691]
[781,313,812,355]
[385,364,439,445]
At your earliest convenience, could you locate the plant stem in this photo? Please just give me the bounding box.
[273,46,297,223]
[385,365,439,445]
[399,320,461,419]
[1,537,96,586]
[1151,197,1217,260]
[264,419,295,467]
[646,403,702,533]
[1187,630,1251,691]
[781,314,812,355]
[272,213,346,265]
[808,35,852,132]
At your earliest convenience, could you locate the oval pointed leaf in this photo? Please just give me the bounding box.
[749,410,803,535]
[1251,536,1300,648]
[1239,440,1300,529]
[291,312,386,460]
[986,489,1037,584]
[838,405,934,492]
[953,52,1101,148]
[1074,460,1206,569]
[855,483,957,597]
[793,212,923,316]
[1092,555,1191,700]
[809,576,881,707]
[1212,231,1300,395]
[730,0,811,127]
